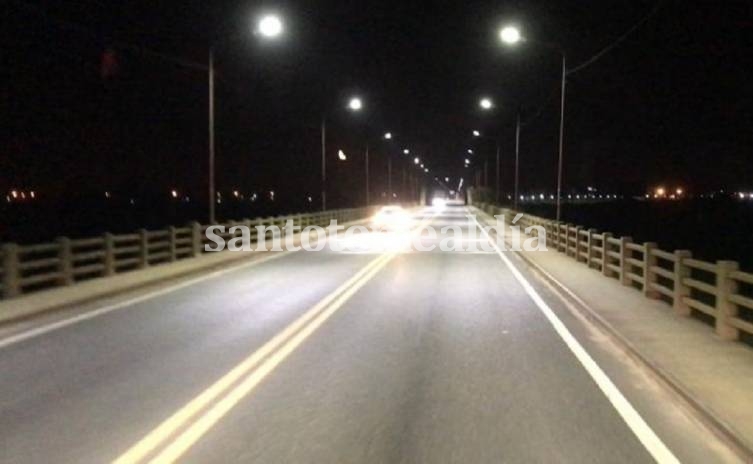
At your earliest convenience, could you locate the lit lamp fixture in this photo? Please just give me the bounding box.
[257,14,284,38]
[499,26,522,45]
[338,150,347,161]
[384,132,393,140]
[348,97,363,111]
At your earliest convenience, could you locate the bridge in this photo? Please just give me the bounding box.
[1,203,752,463]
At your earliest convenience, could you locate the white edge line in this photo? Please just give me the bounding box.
[470,213,681,464]
[0,251,293,350]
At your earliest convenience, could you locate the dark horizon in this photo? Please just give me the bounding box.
[2,0,753,203]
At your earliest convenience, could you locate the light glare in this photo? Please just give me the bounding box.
[500,26,521,44]
[348,97,363,111]
[258,15,283,38]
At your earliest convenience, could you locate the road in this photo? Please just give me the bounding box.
[0,205,740,463]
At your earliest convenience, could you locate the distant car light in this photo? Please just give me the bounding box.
[432,198,446,209]
[372,206,410,231]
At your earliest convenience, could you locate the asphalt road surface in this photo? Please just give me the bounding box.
[0,205,741,463]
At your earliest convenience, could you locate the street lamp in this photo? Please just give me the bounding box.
[499,26,522,45]
[384,132,392,140]
[414,157,420,165]
[348,97,363,111]
[207,13,285,224]
[403,148,410,155]
[321,95,364,210]
[499,23,567,220]
[257,14,284,38]
[480,98,494,110]
[473,130,481,137]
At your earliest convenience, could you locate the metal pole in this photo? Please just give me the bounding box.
[514,110,521,211]
[495,140,501,204]
[365,143,370,206]
[321,115,327,211]
[208,47,216,224]
[484,158,489,188]
[402,168,407,200]
[388,155,392,201]
[556,54,567,221]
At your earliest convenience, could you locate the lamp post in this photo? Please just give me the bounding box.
[321,96,363,211]
[476,99,506,205]
[207,14,284,224]
[499,25,566,220]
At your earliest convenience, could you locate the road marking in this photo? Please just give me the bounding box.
[149,254,395,463]
[470,212,681,464]
[111,253,392,464]
[114,212,437,463]
[0,251,293,350]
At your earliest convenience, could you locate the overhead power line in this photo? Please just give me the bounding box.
[567,1,666,76]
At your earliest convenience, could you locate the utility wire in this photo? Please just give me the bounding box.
[567,0,665,76]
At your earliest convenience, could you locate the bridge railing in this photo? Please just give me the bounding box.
[478,203,753,344]
[0,207,374,300]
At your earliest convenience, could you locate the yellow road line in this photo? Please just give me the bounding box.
[114,210,437,464]
[150,253,395,463]
[112,253,392,464]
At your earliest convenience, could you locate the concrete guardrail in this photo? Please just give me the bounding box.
[476,202,753,345]
[0,207,374,301]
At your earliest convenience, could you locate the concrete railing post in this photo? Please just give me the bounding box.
[103,233,115,276]
[57,237,74,286]
[673,250,692,316]
[138,229,149,268]
[619,237,633,286]
[573,226,582,261]
[602,233,613,277]
[715,260,740,341]
[191,222,202,257]
[586,229,595,268]
[168,226,177,262]
[1,243,21,298]
[643,242,659,298]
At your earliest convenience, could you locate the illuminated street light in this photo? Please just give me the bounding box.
[257,14,284,38]
[208,12,286,224]
[414,157,420,165]
[403,148,410,155]
[465,158,470,164]
[424,168,429,173]
[467,149,474,154]
[348,97,363,111]
[384,132,392,140]
[473,130,481,137]
[500,26,522,45]
[480,98,493,110]
[420,163,425,169]
[338,150,347,161]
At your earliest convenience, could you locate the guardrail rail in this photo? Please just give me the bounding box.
[0,207,374,300]
[477,202,753,345]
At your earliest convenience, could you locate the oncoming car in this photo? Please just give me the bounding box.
[372,206,411,231]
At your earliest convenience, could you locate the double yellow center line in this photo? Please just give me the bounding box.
[114,212,435,463]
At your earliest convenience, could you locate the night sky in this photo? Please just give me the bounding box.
[2,0,753,207]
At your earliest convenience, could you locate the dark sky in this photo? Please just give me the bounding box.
[2,0,753,206]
